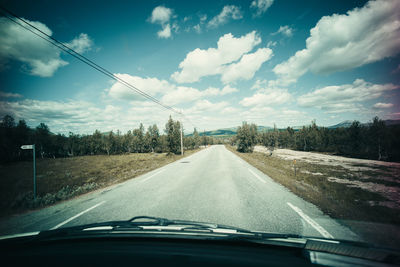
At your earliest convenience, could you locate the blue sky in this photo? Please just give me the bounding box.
[0,0,399,134]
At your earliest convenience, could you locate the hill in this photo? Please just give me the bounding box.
[189,119,400,137]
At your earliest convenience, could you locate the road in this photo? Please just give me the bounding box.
[0,145,358,240]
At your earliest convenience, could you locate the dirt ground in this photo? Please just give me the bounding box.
[254,146,400,210]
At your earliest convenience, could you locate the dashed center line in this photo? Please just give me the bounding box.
[248,168,266,183]
[287,202,334,239]
[51,201,106,230]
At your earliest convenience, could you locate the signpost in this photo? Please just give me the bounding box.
[21,144,36,199]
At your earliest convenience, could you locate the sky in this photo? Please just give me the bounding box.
[0,0,399,134]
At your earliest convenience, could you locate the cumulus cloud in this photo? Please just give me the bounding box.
[157,24,171,38]
[0,91,23,98]
[273,0,400,85]
[272,25,293,37]
[251,79,268,90]
[171,31,271,84]
[0,17,93,77]
[203,85,239,96]
[373,102,394,109]
[109,73,237,106]
[250,0,274,17]
[64,33,92,53]
[0,97,181,134]
[298,79,399,112]
[187,99,230,113]
[108,74,175,101]
[207,5,242,28]
[240,88,292,107]
[0,99,102,132]
[221,47,273,83]
[150,6,172,24]
[149,6,175,39]
[240,106,308,127]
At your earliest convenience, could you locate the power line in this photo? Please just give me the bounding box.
[0,6,181,115]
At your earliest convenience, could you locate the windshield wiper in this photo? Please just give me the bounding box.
[37,216,301,240]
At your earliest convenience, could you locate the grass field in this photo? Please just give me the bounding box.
[226,145,400,247]
[0,149,200,217]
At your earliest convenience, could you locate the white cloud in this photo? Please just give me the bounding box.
[0,98,179,134]
[240,88,293,107]
[221,85,238,95]
[0,17,93,77]
[200,14,207,23]
[273,0,400,85]
[109,73,237,106]
[150,6,172,24]
[109,73,238,107]
[221,47,273,84]
[109,74,175,101]
[203,85,238,96]
[187,99,229,113]
[193,24,201,33]
[157,24,171,38]
[374,102,394,109]
[251,79,268,90]
[149,6,175,39]
[250,0,274,17]
[64,33,92,53]
[240,106,309,127]
[161,86,203,105]
[272,25,293,37]
[298,79,399,112]
[0,91,23,98]
[171,31,263,83]
[207,5,242,28]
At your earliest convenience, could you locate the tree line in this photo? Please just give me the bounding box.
[234,117,400,162]
[0,115,216,163]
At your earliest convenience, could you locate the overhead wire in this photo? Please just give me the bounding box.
[0,6,182,115]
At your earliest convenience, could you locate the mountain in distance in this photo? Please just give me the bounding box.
[191,119,400,137]
[327,120,354,129]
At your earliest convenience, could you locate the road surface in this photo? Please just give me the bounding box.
[0,145,358,240]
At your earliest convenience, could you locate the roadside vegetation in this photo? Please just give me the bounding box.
[232,117,400,162]
[0,150,200,217]
[0,114,217,216]
[0,114,217,162]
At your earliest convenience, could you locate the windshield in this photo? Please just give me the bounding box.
[0,0,399,251]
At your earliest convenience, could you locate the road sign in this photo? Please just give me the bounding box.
[20,144,36,199]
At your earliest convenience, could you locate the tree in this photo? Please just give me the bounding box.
[165,116,181,154]
[148,124,160,152]
[349,121,362,155]
[35,123,51,158]
[132,124,145,153]
[236,122,255,153]
[369,116,386,160]
[192,128,200,149]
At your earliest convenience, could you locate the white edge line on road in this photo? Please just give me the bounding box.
[248,168,266,183]
[287,202,334,239]
[51,201,106,230]
[139,169,165,184]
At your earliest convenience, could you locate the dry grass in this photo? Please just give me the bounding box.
[226,145,400,247]
[0,150,200,217]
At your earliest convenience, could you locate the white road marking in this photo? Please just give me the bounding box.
[139,169,165,184]
[287,202,334,239]
[51,201,106,230]
[248,168,266,183]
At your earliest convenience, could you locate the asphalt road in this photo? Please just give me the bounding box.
[0,145,359,240]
